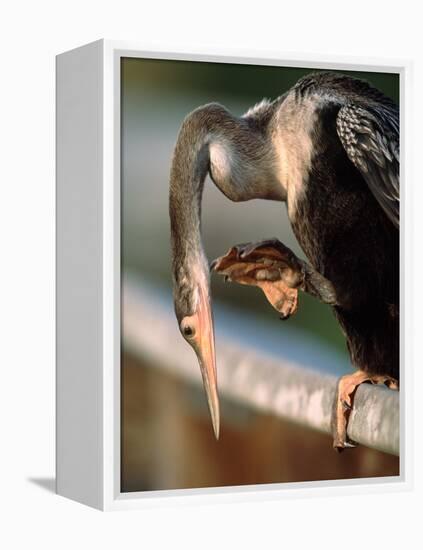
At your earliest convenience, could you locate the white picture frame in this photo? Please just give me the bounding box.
[56,39,412,511]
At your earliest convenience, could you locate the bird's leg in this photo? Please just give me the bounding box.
[211,238,338,319]
[332,370,399,452]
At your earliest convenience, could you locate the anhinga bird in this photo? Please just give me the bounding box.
[169,72,399,450]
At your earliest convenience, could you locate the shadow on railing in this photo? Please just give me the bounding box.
[122,272,399,456]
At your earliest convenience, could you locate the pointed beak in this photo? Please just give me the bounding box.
[193,284,220,439]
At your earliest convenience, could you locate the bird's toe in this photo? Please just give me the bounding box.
[212,240,301,318]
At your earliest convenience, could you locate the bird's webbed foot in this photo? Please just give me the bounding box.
[332,370,399,452]
[211,239,305,320]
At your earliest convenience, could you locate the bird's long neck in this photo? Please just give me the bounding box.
[169,107,209,263]
[169,102,281,291]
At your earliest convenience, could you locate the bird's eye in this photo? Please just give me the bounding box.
[183,325,194,337]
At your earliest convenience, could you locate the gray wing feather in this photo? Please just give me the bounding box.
[336,104,399,228]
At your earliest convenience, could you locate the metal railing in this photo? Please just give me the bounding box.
[122,273,399,456]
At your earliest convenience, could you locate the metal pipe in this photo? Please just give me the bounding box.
[123,274,399,456]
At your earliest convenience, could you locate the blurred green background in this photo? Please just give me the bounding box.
[121,57,399,492]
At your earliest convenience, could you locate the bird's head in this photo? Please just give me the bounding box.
[172,255,219,439]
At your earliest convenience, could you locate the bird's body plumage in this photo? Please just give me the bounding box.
[274,74,399,379]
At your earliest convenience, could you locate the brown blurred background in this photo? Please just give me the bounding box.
[121,58,399,493]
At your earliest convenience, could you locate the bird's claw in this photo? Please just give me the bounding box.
[342,399,352,411]
[211,239,304,318]
[333,437,358,453]
[332,370,399,452]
